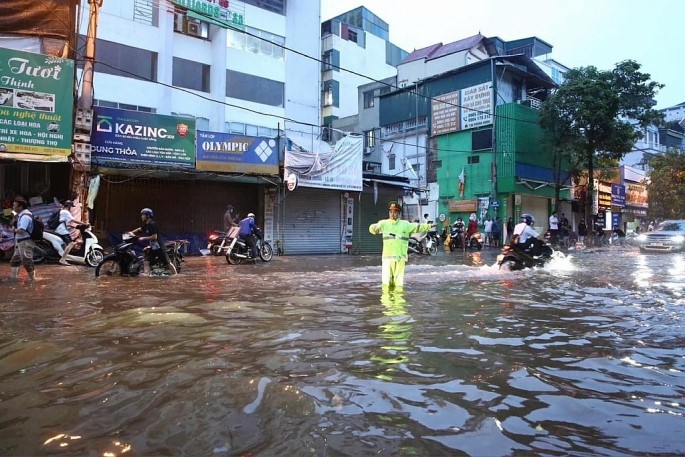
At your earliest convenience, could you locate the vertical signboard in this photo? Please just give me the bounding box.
[0,48,74,157]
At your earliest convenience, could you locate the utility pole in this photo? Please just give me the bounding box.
[72,0,102,221]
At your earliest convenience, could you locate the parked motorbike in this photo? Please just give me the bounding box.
[225,230,273,265]
[497,240,554,271]
[408,232,438,256]
[0,224,14,260]
[207,227,240,255]
[33,224,105,267]
[95,234,187,277]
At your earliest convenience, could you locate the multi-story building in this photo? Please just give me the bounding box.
[377,35,568,232]
[661,101,685,123]
[3,0,325,252]
[320,7,407,133]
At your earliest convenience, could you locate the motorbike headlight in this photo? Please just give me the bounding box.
[637,234,647,242]
[672,235,685,243]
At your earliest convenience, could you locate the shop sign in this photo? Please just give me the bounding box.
[196,130,278,174]
[91,107,195,168]
[611,184,625,207]
[448,199,477,212]
[0,48,74,156]
[172,0,245,30]
[626,183,648,208]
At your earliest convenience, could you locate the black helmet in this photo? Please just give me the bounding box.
[521,213,534,225]
[141,208,154,217]
[63,200,74,208]
[226,204,234,211]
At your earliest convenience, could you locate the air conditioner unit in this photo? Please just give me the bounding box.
[363,147,372,155]
[186,20,202,38]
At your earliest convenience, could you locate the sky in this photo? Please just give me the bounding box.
[321,0,684,110]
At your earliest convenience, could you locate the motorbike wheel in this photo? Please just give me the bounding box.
[226,251,242,265]
[259,242,273,262]
[95,257,120,277]
[85,248,105,267]
[32,244,47,264]
[171,255,182,273]
[427,244,438,256]
[210,244,223,256]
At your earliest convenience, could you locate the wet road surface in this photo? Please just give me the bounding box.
[1,246,684,456]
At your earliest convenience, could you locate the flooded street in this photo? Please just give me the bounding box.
[1,247,684,456]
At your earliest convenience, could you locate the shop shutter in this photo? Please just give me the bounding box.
[353,186,403,255]
[281,188,342,255]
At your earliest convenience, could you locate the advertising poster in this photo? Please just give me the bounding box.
[460,82,493,130]
[90,107,195,168]
[196,130,278,175]
[0,48,74,157]
[431,91,460,136]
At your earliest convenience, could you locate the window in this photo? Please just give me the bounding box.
[363,90,375,109]
[364,129,375,148]
[472,129,493,150]
[173,57,210,92]
[348,30,358,43]
[227,26,285,60]
[241,0,285,15]
[226,70,284,107]
[93,99,156,113]
[467,155,480,164]
[322,80,339,108]
[389,154,395,170]
[78,35,157,81]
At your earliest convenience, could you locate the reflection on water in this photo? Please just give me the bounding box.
[1,250,684,456]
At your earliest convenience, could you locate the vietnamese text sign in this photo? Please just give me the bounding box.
[448,199,477,212]
[91,107,195,168]
[611,183,625,207]
[431,91,460,136]
[172,0,245,30]
[460,82,493,130]
[0,48,74,156]
[196,130,278,174]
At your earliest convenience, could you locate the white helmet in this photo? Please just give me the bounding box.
[247,213,255,218]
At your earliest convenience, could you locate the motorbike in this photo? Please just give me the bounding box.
[225,230,274,265]
[450,227,483,251]
[497,240,555,271]
[408,231,438,256]
[207,227,240,255]
[95,234,188,277]
[0,224,14,259]
[33,224,105,267]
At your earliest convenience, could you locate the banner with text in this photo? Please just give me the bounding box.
[284,134,363,191]
[196,130,279,174]
[91,107,195,168]
[430,82,493,136]
[0,48,74,157]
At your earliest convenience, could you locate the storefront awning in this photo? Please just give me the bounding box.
[363,178,422,191]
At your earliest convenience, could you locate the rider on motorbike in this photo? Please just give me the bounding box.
[239,212,259,261]
[129,208,177,276]
[450,217,466,249]
[56,200,89,266]
[512,213,544,256]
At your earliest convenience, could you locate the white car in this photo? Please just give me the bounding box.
[637,220,685,253]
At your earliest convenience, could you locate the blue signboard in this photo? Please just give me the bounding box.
[91,107,195,168]
[611,184,626,207]
[196,130,279,175]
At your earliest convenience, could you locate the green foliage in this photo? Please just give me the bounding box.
[539,60,664,218]
[647,149,685,219]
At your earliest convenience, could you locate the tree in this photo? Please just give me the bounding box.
[646,148,685,219]
[539,60,663,233]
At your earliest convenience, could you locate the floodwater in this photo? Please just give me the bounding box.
[1,247,684,456]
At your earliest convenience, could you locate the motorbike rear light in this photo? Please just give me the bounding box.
[209,234,219,241]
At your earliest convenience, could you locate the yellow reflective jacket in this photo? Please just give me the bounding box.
[369,219,433,260]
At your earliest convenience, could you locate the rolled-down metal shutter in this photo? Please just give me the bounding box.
[521,195,548,234]
[353,186,402,254]
[282,188,342,255]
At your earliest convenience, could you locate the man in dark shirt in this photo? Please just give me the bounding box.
[130,207,176,275]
